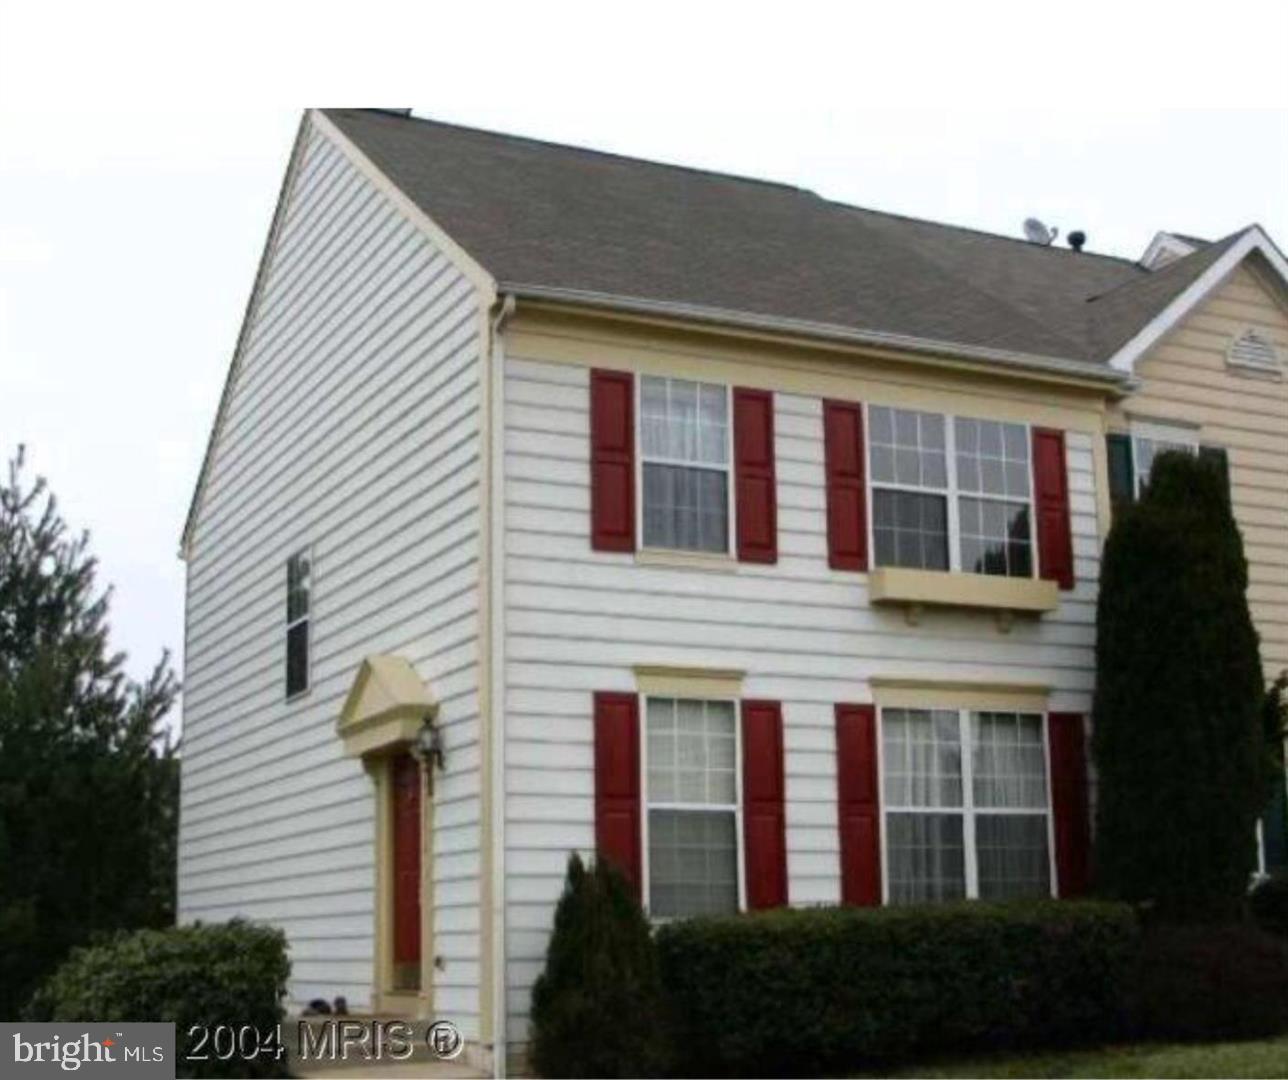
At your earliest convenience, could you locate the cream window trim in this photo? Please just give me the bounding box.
[633,665,746,700]
[634,548,739,573]
[868,566,1058,618]
[870,676,1052,713]
[337,655,437,759]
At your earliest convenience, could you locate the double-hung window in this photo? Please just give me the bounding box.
[954,417,1033,577]
[1130,422,1198,497]
[285,550,311,699]
[869,405,1035,578]
[869,406,949,571]
[882,707,1052,902]
[639,376,732,553]
[644,696,741,917]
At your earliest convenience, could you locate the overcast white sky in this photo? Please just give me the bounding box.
[1,1,1286,708]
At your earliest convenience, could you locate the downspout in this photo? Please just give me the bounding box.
[487,293,516,1078]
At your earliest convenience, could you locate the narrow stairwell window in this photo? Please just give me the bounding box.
[285,550,311,700]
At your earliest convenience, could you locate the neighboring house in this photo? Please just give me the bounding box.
[177,108,1288,1074]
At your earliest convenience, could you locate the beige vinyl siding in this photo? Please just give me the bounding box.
[178,119,484,1035]
[1111,260,1288,676]
[500,334,1106,1043]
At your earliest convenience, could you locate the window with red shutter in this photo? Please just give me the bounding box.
[835,704,881,905]
[823,401,868,571]
[733,388,777,563]
[643,695,741,917]
[1047,712,1091,897]
[593,691,642,895]
[1032,428,1075,590]
[741,700,788,908]
[589,370,636,552]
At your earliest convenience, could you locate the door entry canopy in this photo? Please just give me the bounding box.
[337,655,437,758]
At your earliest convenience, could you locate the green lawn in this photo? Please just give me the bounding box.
[883,1036,1288,1079]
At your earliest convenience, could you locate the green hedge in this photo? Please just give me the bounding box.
[655,900,1137,1075]
[1250,875,1288,938]
[26,920,290,1079]
[1128,921,1288,1042]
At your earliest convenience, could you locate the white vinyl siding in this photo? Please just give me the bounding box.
[500,351,1104,1044]
[178,120,484,1034]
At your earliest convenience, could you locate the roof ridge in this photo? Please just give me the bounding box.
[836,202,1143,268]
[331,108,817,196]
[335,109,1146,267]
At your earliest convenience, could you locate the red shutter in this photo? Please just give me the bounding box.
[823,401,868,571]
[1032,428,1074,590]
[1048,712,1090,898]
[733,388,778,564]
[593,691,642,896]
[589,369,635,552]
[835,704,881,905]
[741,700,788,908]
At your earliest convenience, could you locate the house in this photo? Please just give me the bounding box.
[177,108,1288,1074]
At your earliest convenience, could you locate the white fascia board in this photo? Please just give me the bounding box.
[1109,227,1288,375]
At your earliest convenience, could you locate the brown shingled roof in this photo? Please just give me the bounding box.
[321,108,1239,366]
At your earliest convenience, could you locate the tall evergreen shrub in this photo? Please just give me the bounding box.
[1093,450,1265,919]
[529,854,669,1077]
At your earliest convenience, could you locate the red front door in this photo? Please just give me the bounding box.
[391,752,422,990]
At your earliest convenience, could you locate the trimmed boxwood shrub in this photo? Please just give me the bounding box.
[655,899,1137,1076]
[1128,921,1288,1042]
[26,920,290,1078]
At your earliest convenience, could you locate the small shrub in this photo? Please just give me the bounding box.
[529,854,670,1078]
[26,920,290,1078]
[655,899,1137,1076]
[1127,921,1288,1042]
[1250,876,1288,937]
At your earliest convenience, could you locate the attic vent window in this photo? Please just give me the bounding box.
[1228,328,1281,373]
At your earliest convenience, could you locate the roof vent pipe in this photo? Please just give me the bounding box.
[1068,231,1087,252]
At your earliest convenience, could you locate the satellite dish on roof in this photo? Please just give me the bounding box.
[1023,217,1059,245]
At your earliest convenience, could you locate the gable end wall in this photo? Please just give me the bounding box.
[178,118,485,1035]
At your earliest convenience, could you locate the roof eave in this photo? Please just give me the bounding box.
[503,282,1131,389]
[1108,226,1288,375]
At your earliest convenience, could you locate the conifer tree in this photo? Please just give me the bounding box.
[0,448,178,1016]
[1093,449,1265,920]
[529,853,670,1077]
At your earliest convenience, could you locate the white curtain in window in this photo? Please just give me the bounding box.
[642,465,728,552]
[883,709,963,808]
[883,709,966,902]
[646,697,738,918]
